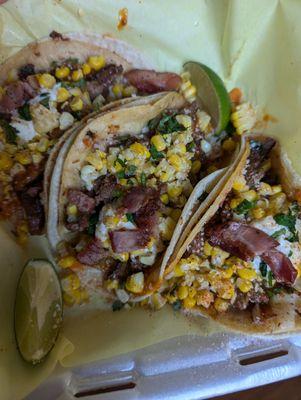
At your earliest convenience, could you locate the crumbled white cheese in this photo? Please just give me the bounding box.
[10,118,37,142]
[80,165,100,190]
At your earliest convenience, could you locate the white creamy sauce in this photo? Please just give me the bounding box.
[10,118,37,142]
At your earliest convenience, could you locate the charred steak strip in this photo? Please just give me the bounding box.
[124,69,182,93]
[67,189,95,213]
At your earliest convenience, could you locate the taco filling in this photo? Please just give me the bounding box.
[57,105,237,305]
[163,137,301,322]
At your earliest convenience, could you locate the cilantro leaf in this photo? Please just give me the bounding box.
[140,172,146,186]
[0,120,17,143]
[61,77,86,89]
[126,213,135,223]
[234,199,255,215]
[187,141,196,152]
[87,213,98,236]
[40,96,50,109]
[18,103,32,121]
[259,261,268,277]
[116,170,125,179]
[157,113,185,134]
[268,270,274,287]
[116,157,126,167]
[126,164,137,177]
[66,57,79,65]
[150,144,164,160]
[271,228,287,239]
[274,213,295,232]
[112,300,125,312]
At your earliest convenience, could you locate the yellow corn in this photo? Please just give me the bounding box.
[106,279,119,290]
[221,267,234,279]
[222,138,236,152]
[167,185,182,198]
[203,241,212,256]
[162,216,176,241]
[57,87,70,103]
[130,142,150,158]
[86,152,104,171]
[258,182,273,196]
[173,263,185,277]
[230,198,241,209]
[120,178,128,186]
[237,268,257,280]
[240,189,257,202]
[36,138,50,153]
[176,114,192,128]
[58,256,77,269]
[63,273,81,292]
[191,160,202,174]
[151,135,166,151]
[237,278,252,293]
[170,208,182,221]
[188,287,196,298]
[88,56,105,71]
[270,192,287,213]
[271,185,282,195]
[32,152,43,164]
[112,84,124,98]
[69,87,82,97]
[214,298,229,312]
[252,207,265,219]
[72,69,84,81]
[168,154,184,172]
[232,176,248,192]
[70,96,83,111]
[217,281,235,300]
[122,85,136,97]
[15,151,32,165]
[178,285,189,300]
[63,292,75,306]
[82,63,91,75]
[125,272,144,294]
[55,66,70,79]
[183,296,196,309]
[0,152,13,170]
[196,289,214,308]
[38,73,56,89]
[159,171,171,183]
[67,204,78,216]
[160,193,169,205]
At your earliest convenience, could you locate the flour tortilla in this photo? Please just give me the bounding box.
[170,134,301,334]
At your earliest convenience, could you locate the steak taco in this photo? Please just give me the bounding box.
[47,91,239,306]
[162,135,301,334]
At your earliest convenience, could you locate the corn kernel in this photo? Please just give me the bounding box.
[188,287,196,298]
[86,152,104,171]
[58,256,77,269]
[122,85,137,97]
[240,189,257,202]
[258,182,273,196]
[214,298,229,312]
[36,138,50,153]
[151,135,166,151]
[237,268,257,280]
[63,292,75,306]
[190,160,201,175]
[38,73,56,89]
[168,154,183,171]
[196,289,214,308]
[15,151,32,165]
[170,208,182,221]
[57,87,70,102]
[271,185,282,195]
[125,272,144,294]
[119,178,128,186]
[237,278,252,293]
[270,192,286,213]
[233,176,248,192]
[112,84,124,98]
[130,142,150,158]
[62,273,81,292]
[32,152,43,164]
[217,281,235,300]
[70,96,83,111]
[230,198,241,209]
[88,55,105,71]
[176,114,192,128]
[222,138,236,152]
[211,247,230,267]
[178,286,189,300]
[67,204,78,216]
[203,241,212,256]
[69,87,82,97]
[167,185,182,198]
[162,216,176,241]
[221,267,234,279]
[160,193,169,204]
[252,207,265,219]
[173,264,185,277]
[55,66,70,79]
[183,296,196,309]
[0,152,13,170]
[106,279,119,290]
[159,171,171,183]
[72,69,84,81]
[82,63,91,75]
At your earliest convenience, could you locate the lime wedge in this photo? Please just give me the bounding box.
[14,259,63,364]
[183,61,231,134]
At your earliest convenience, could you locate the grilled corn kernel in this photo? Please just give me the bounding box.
[214,298,229,312]
[183,296,196,309]
[168,154,183,171]
[0,152,13,170]
[70,96,83,111]
[230,198,241,209]
[106,279,119,290]
[162,216,176,241]
[237,268,257,280]
[175,143,187,154]
[167,185,182,198]
[222,138,236,152]
[67,204,78,216]
[240,190,257,202]
[130,142,150,158]
[82,63,91,75]
[122,85,137,97]
[119,178,128,186]
[258,182,272,196]
[178,285,189,300]
[196,289,214,308]
[151,135,166,151]
[173,264,185,277]
[112,84,124,98]
[15,151,32,165]
[160,193,169,205]
[252,207,265,219]
[32,152,43,164]
[38,73,56,89]
[203,241,213,256]
[88,55,105,71]
[191,160,201,174]
[63,292,75,306]
[58,256,77,269]
[217,281,235,300]
[211,247,230,267]
[237,278,252,293]
[159,171,171,183]
[62,273,81,292]
[55,66,70,79]
[170,208,182,221]
[271,185,282,195]
[188,287,197,298]
[57,87,70,102]
[233,176,248,192]
[270,192,286,212]
[72,69,84,81]
[86,152,104,170]
[36,138,50,153]
[176,114,192,128]
[221,267,234,279]
[69,87,82,97]
[125,272,144,294]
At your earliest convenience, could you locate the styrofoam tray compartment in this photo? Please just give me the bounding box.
[27,331,301,399]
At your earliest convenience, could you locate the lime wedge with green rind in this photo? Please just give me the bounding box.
[14,259,63,365]
[183,61,231,134]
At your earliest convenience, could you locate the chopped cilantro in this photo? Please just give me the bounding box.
[116,170,125,179]
[288,250,293,257]
[62,77,86,89]
[187,141,196,152]
[87,213,98,236]
[271,228,286,239]
[66,57,79,65]
[268,270,274,287]
[112,189,123,199]
[40,96,50,109]
[126,164,137,177]
[259,261,268,277]
[0,120,17,143]
[128,179,134,186]
[148,115,160,131]
[157,112,185,134]
[274,203,299,243]
[234,199,255,215]
[116,157,126,167]
[172,299,182,311]
[140,172,146,186]
[18,103,32,121]
[50,60,58,69]
[267,286,282,298]
[150,144,164,160]
[112,300,125,312]
[126,213,135,223]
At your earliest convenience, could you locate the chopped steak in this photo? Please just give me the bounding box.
[20,181,44,235]
[18,64,35,80]
[124,69,182,93]
[67,189,95,213]
[13,161,45,192]
[65,214,89,232]
[77,238,109,265]
[94,175,121,204]
[109,229,150,253]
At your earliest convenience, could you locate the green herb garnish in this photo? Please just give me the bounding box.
[116,157,126,167]
[288,250,293,257]
[40,96,50,109]
[268,270,274,287]
[0,120,17,143]
[50,60,58,69]
[157,112,185,134]
[187,141,196,152]
[259,261,268,277]
[116,170,126,179]
[18,103,32,121]
[66,57,79,64]
[87,213,98,236]
[267,287,282,298]
[234,199,255,215]
[62,77,86,89]
[112,300,125,312]
[126,213,135,223]
[172,299,182,311]
[274,203,300,243]
[126,164,137,177]
[150,144,164,160]
[140,172,146,186]
[271,228,287,239]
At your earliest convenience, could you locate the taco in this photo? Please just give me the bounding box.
[0,31,183,241]
[47,90,239,306]
[162,134,301,334]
